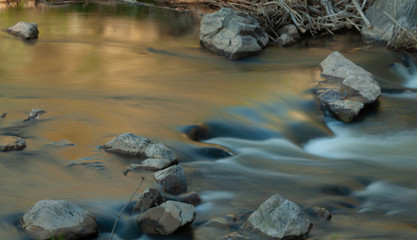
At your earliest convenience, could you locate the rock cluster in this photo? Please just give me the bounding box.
[315,51,381,122]
[200,8,269,60]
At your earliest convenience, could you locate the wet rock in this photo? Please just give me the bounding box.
[218,232,250,240]
[245,194,312,240]
[154,165,187,195]
[162,191,202,206]
[203,217,231,229]
[195,147,233,160]
[7,22,39,40]
[180,124,212,141]
[315,51,381,122]
[23,108,46,122]
[103,133,176,161]
[137,200,196,235]
[0,136,26,151]
[361,0,417,51]
[200,8,269,60]
[0,113,6,119]
[22,200,98,240]
[130,158,178,171]
[133,188,165,213]
[306,206,332,221]
[276,24,300,46]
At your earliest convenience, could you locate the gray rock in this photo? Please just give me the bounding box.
[137,200,196,235]
[278,24,300,40]
[154,165,187,195]
[245,194,312,240]
[133,188,165,213]
[130,158,178,171]
[162,191,202,206]
[276,24,300,46]
[22,200,98,240]
[218,232,250,240]
[315,51,381,122]
[200,8,269,60]
[276,34,296,47]
[306,206,332,221]
[0,136,26,151]
[7,22,39,40]
[103,133,177,162]
[0,113,6,119]
[23,108,46,122]
[361,0,417,50]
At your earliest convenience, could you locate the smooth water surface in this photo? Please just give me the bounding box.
[1,2,417,239]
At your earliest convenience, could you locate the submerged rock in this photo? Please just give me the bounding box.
[137,200,196,235]
[0,136,26,151]
[203,217,231,229]
[23,108,46,122]
[245,194,312,240]
[315,51,381,122]
[133,188,165,213]
[200,8,269,60]
[103,133,176,161]
[306,206,332,221]
[7,22,39,40]
[218,232,250,240]
[22,200,98,240]
[361,0,417,51]
[154,165,187,195]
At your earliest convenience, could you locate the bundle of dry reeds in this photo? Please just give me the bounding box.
[212,0,374,42]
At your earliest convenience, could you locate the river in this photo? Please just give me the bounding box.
[1,1,417,240]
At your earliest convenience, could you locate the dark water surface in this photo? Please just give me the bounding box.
[1,1,417,240]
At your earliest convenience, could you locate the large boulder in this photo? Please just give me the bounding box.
[245,194,312,240]
[0,136,26,151]
[154,165,187,195]
[361,0,417,51]
[200,8,269,60]
[103,133,176,162]
[137,200,196,235]
[315,51,381,122]
[7,22,39,40]
[22,200,98,240]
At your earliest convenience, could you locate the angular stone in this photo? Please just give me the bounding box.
[200,8,269,60]
[137,201,196,235]
[0,136,26,151]
[130,158,178,171]
[7,22,39,40]
[103,133,177,162]
[154,165,187,195]
[22,200,98,240]
[133,188,165,213]
[163,191,202,207]
[315,51,381,122]
[245,194,312,240]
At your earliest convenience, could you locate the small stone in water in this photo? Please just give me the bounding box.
[0,113,6,119]
[0,136,26,151]
[23,108,47,122]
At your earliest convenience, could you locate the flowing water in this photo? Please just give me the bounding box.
[1,2,417,240]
